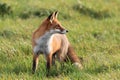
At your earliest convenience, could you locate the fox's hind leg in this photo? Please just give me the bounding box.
[32,53,39,74]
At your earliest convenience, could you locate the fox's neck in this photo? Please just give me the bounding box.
[38,27,47,36]
[33,24,49,40]
[38,20,50,35]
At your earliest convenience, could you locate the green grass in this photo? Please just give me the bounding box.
[0,0,120,80]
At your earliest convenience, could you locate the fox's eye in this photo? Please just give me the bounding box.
[55,25,60,29]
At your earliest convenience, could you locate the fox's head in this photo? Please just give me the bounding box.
[43,11,68,34]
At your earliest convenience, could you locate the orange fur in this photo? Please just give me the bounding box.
[32,11,83,74]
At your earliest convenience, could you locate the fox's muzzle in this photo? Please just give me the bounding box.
[50,29,68,34]
[66,30,68,33]
[61,29,68,34]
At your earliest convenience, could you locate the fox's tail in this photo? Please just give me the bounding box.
[67,45,83,69]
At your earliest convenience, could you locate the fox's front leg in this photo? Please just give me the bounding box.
[32,53,39,74]
[46,54,52,76]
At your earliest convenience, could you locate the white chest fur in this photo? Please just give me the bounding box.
[33,31,55,55]
[33,29,64,55]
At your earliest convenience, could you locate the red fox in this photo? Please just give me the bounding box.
[32,11,83,74]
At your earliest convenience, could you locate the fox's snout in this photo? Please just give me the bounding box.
[66,30,68,32]
[61,29,68,34]
[58,29,68,34]
[59,26,68,34]
[51,29,68,34]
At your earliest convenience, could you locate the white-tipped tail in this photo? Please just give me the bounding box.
[73,62,83,70]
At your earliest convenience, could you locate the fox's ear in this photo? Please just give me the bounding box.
[55,11,58,18]
[48,12,55,23]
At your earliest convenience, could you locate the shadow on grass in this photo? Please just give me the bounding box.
[0,3,12,17]
[73,4,111,19]
[0,3,71,20]
[19,8,54,19]
[19,8,71,20]
[35,62,78,77]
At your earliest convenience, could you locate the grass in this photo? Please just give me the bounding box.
[0,0,120,80]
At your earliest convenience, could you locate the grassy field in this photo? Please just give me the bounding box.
[0,0,120,80]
